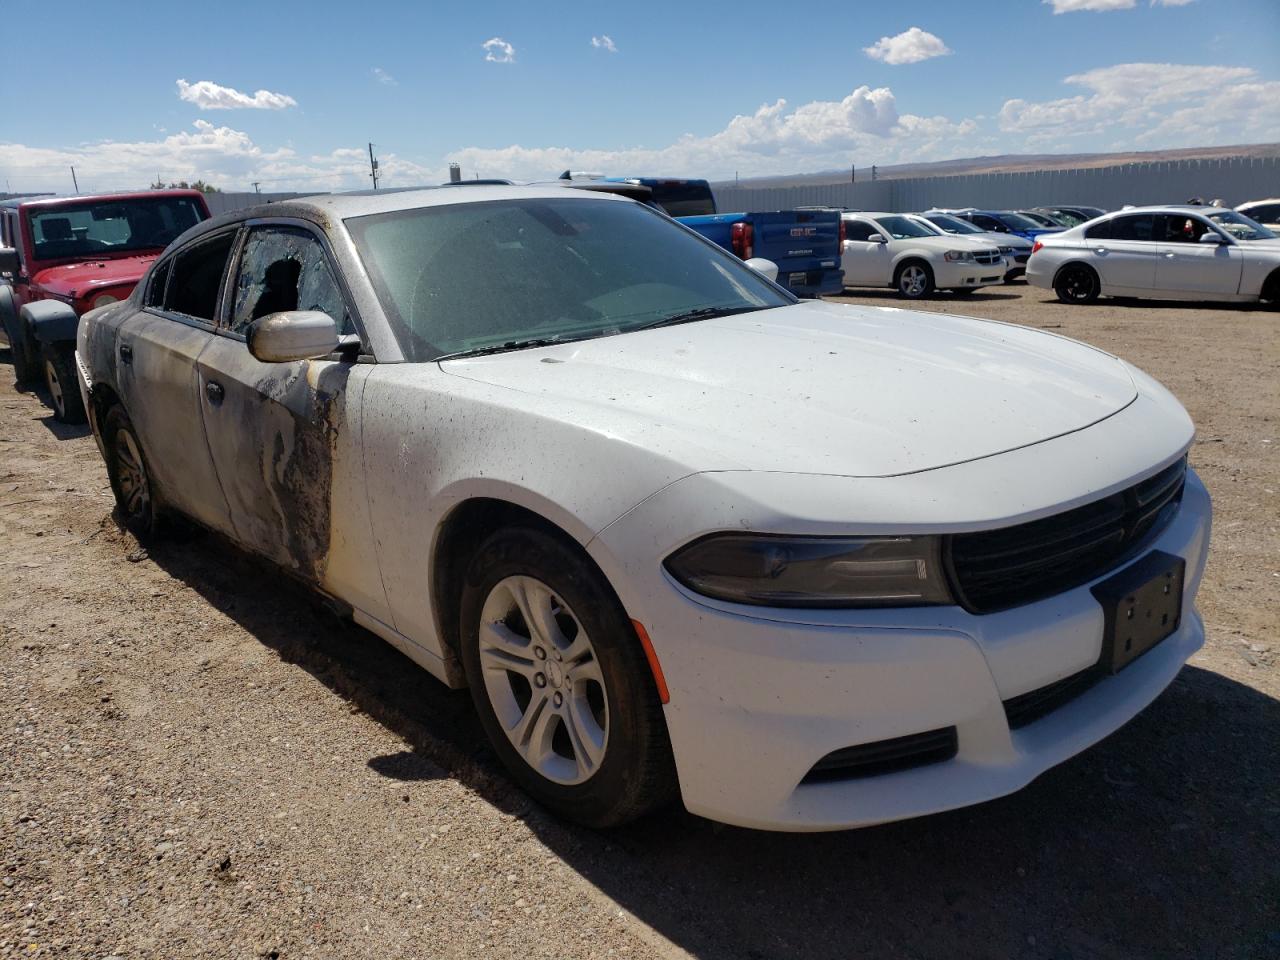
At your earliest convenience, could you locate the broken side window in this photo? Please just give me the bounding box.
[229,225,351,337]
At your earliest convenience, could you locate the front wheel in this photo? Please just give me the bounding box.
[1053,263,1100,304]
[42,344,87,424]
[459,525,676,828]
[896,262,934,300]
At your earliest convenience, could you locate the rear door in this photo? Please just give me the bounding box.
[114,230,236,534]
[1082,214,1159,292]
[1154,214,1243,296]
[195,220,363,584]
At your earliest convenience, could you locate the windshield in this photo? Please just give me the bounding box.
[872,215,936,240]
[644,180,717,217]
[995,212,1044,231]
[27,196,206,261]
[1204,209,1276,241]
[347,197,793,361]
[906,216,943,235]
[1047,209,1087,226]
[1020,211,1059,226]
[925,213,984,235]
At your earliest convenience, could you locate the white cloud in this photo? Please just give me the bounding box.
[863,27,951,65]
[591,35,618,53]
[0,120,439,194]
[175,78,297,111]
[445,86,979,182]
[372,67,398,86]
[999,63,1280,147]
[1044,0,1134,12]
[1153,0,1196,5]
[482,37,515,64]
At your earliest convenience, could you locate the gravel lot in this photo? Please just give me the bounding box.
[1,285,1276,960]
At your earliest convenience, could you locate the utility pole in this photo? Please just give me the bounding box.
[252,181,261,194]
[70,166,80,193]
[871,164,877,182]
[368,143,380,190]
[851,164,855,184]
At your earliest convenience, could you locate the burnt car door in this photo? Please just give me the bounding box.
[195,220,364,585]
[113,229,237,535]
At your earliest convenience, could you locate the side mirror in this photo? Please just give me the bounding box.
[247,311,341,363]
[867,234,887,244]
[0,247,18,275]
[744,257,779,282]
[1198,232,1228,245]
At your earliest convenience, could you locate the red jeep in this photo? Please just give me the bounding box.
[0,190,211,422]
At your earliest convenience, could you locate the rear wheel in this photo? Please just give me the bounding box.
[459,525,676,828]
[103,405,162,541]
[41,344,87,424]
[1261,271,1280,310]
[1053,263,1100,304]
[895,261,934,300]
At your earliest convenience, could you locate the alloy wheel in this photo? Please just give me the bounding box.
[900,265,928,298]
[477,575,609,785]
[113,428,151,522]
[44,359,66,418]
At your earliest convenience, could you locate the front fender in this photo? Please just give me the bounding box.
[21,299,79,345]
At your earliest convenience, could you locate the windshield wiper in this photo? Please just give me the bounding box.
[636,305,765,331]
[434,337,569,362]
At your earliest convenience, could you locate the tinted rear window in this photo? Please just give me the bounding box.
[645,181,716,217]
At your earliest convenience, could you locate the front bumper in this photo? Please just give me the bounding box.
[591,456,1210,831]
[932,258,1007,289]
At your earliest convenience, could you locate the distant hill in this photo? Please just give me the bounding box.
[712,143,1280,189]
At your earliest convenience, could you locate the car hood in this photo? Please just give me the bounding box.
[33,254,157,298]
[440,300,1138,478]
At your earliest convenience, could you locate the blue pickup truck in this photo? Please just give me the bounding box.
[593,176,845,297]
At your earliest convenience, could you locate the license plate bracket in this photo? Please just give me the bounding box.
[1091,551,1185,673]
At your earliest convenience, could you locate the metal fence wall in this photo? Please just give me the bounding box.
[203,191,317,215]
[713,156,1280,214]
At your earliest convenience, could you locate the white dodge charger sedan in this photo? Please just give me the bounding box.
[74,185,1211,831]
[1027,204,1280,306]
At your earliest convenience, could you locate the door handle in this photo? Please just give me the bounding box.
[1093,248,1107,255]
[119,343,133,364]
[1164,252,1176,259]
[205,380,225,406]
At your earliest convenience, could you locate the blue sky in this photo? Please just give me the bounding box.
[3,0,1278,193]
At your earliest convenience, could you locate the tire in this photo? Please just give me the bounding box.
[1053,263,1100,304]
[895,261,934,300]
[459,524,677,828]
[41,343,87,424]
[1262,272,1280,311]
[1,293,39,388]
[102,405,163,541]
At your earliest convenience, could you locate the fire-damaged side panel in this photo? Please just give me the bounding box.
[193,342,390,621]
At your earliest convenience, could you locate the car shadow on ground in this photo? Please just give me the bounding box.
[36,414,90,440]
[835,289,1023,304]
[1025,295,1279,314]
[143,531,1280,960]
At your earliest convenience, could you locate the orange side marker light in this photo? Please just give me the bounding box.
[631,619,670,704]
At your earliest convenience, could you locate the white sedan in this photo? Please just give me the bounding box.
[840,212,1006,299]
[1027,205,1280,305]
[75,185,1210,831]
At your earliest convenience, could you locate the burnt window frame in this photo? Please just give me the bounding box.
[156,227,240,328]
[215,217,364,350]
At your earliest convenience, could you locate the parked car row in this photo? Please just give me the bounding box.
[1,181,1214,832]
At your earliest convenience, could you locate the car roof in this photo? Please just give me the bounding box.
[0,189,206,211]
[159,184,636,250]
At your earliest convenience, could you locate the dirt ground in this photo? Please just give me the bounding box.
[1,286,1276,960]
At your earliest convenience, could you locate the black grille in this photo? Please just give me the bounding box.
[802,727,958,783]
[946,458,1186,614]
[974,250,1003,264]
[1003,668,1101,729]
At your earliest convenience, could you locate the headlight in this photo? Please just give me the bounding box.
[943,250,974,262]
[664,535,953,608]
[91,293,118,309]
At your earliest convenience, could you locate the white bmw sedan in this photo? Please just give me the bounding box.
[76,186,1211,831]
[1027,205,1280,306]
